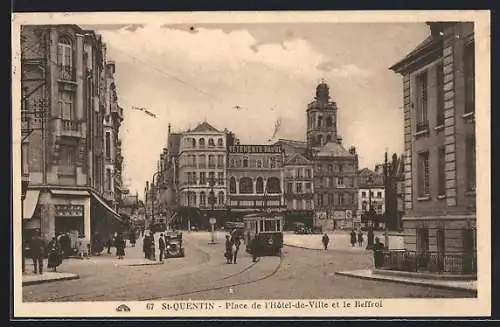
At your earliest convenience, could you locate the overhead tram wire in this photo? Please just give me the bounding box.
[106,43,224,104]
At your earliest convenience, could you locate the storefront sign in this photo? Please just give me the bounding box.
[55,204,84,217]
[333,211,346,220]
[228,145,282,153]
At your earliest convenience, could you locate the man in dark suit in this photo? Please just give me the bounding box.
[158,233,166,263]
[29,229,45,274]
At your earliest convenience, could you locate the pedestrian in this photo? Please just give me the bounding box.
[29,229,45,275]
[158,233,166,263]
[351,229,356,247]
[373,237,385,268]
[357,230,364,248]
[225,234,233,264]
[77,234,89,259]
[106,233,114,255]
[250,237,259,262]
[59,232,71,258]
[129,229,136,248]
[322,233,330,250]
[47,236,62,272]
[143,233,152,259]
[232,234,241,264]
[150,233,156,260]
[115,233,126,259]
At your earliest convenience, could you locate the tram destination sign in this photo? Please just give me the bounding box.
[228,145,283,153]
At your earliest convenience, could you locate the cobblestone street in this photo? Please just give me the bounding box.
[23,232,473,302]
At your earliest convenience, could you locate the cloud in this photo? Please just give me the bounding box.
[317,62,372,78]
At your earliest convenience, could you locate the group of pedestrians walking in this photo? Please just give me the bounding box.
[143,232,170,263]
[27,229,63,274]
[350,230,365,248]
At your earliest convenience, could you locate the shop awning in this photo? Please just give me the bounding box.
[90,191,122,222]
[23,190,40,220]
[50,189,89,196]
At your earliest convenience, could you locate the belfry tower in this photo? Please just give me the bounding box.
[306,80,338,147]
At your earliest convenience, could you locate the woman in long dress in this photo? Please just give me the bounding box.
[47,237,62,272]
[115,233,126,259]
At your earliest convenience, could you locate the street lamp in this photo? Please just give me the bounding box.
[366,174,375,250]
[151,171,161,229]
[208,176,216,244]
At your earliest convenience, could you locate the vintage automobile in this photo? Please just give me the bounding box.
[165,231,185,258]
[243,213,283,256]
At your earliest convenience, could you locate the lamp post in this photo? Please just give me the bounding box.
[208,176,216,244]
[151,171,160,229]
[366,174,375,250]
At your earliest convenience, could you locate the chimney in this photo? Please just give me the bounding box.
[349,146,356,155]
[146,181,149,191]
[168,123,171,135]
[337,137,343,145]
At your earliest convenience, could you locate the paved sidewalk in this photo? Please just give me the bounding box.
[283,233,404,251]
[335,269,477,293]
[23,272,79,286]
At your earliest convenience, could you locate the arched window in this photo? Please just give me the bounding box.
[229,177,237,194]
[217,138,223,147]
[208,138,215,147]
[317,116,323,128]
[256,177,264,194]
[192,138,196,148]
[266,177,281,194]
[326,116,333,127]
[218,191,224,205]
[199,192,206,206]
[239,177,253,194]
[57,36,73,67]
[208,154,215,168]
[328,164,333,172]
[256,159,262,168]
[326,135,332,143]
[199,138,205,148]
[243,158,249,168]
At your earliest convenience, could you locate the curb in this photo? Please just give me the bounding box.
[334,271,477,294]
[23,274,80,286]
[373,268,477,281]
[283,243,372,254]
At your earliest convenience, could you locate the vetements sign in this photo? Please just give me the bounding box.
[55,205,84,217]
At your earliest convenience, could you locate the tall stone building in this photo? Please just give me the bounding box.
[177,122,227,228]
[21,25,124,244]
[390,22,476,272]
[276,81,359,231]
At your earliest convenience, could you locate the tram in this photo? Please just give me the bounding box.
[243,212,284,256]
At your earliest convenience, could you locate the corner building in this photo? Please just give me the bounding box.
[177,122,227,228]
[390,22,476,272]
[21,25,123,244]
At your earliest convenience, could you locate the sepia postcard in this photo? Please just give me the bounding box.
[11,10,491,318]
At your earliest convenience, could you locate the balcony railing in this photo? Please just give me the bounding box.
[58,65,76,82]
[379,250,477,275]
[62,119,82,132]
[416,120,429,133]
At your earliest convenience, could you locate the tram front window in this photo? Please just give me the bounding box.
[264,220,275,232]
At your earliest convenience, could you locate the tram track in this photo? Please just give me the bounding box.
[139,254,284,301]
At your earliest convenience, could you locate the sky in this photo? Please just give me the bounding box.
[85,22,430,198]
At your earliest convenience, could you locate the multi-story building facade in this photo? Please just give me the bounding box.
[177,122,227,227]
[20,25,123,245]
[390,22,476,271]
[227,144,286,220]
[283,153,314,230]
[358,168,385,215]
